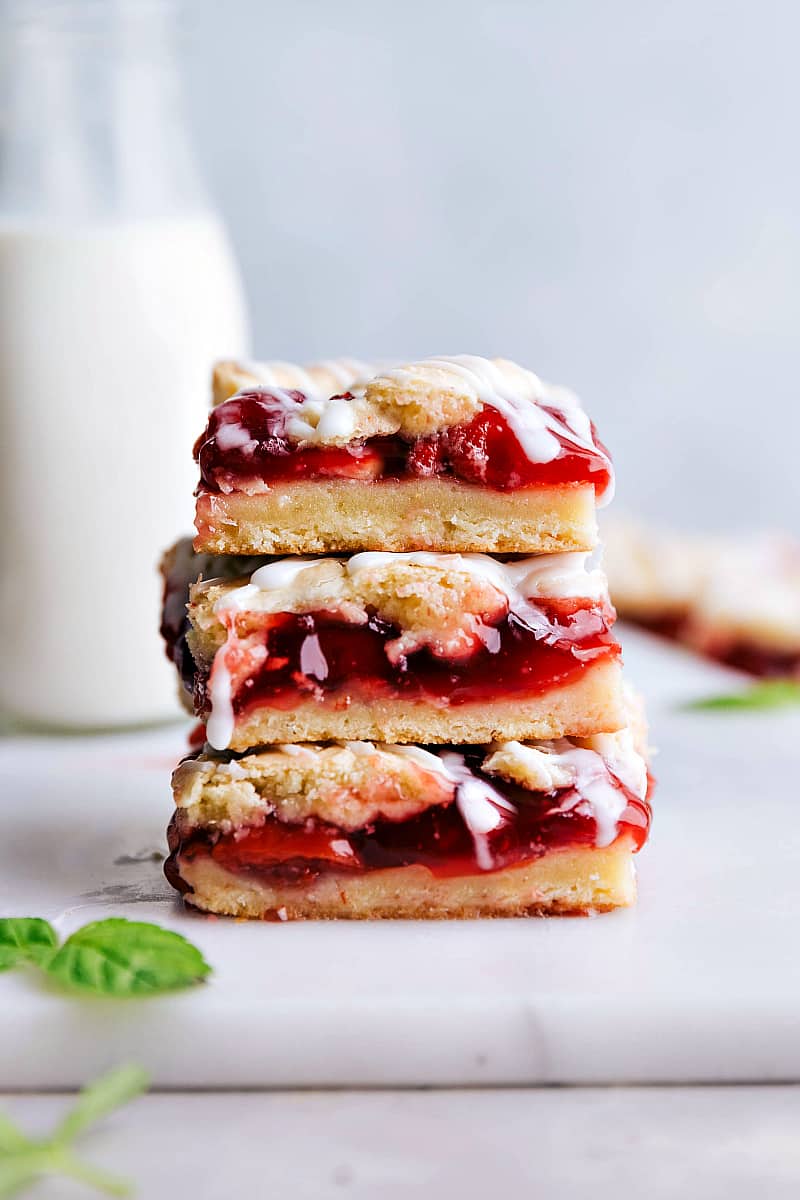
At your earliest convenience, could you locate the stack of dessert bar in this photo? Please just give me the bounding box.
[161,356,652,919]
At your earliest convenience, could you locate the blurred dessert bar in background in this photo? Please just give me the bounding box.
[605,520,800,677]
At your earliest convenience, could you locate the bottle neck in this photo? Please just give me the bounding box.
[1,0,209,223]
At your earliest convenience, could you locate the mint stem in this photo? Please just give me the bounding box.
[51,1148,133,1197]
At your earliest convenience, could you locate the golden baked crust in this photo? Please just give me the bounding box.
[209,660,626,752]
[171,841,638,918]
[194,479,598,556]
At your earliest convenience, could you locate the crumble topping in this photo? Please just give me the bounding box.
[484,686,649,808]
[187,550,609,669]
[172,741,453,832]
[173,730,649,851]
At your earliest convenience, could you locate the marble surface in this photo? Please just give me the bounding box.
[2,628,799,1089]
[2,1087,799,1198]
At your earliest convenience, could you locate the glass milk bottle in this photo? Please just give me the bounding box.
[0,0,249,727]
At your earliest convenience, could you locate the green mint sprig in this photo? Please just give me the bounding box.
[0,917,210,997]
[0,919,57,971]
[683,679,800,712]
[0,1063,149,1197]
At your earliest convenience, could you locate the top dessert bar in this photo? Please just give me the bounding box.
[194,355,614,556]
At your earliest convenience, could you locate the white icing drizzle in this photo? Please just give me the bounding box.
[483,735,647,848]
[249,557,323,592]
[584,730,649,801]
[226,354,612,501]
[345,550,607,603]
[344,741,383,757]
[212,552,606,622]
[276,744,319,759]
[313,396,358,441]
[377,744,457,777]
[546,747,628,848]
[213,419,260,454]
[386,739,645,855]
[382,355,614,504]
[207,558,322,619]
[363,742,638,861]
[299,633,329,682]
[438,751,517,871]
[205,651,234,751]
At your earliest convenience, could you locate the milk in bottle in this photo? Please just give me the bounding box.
[0,0,250,725]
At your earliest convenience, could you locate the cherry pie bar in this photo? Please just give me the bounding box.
[605,520,800,677]
[165,719,652,919]
[184,550,625,751]
[194,356,614,556]
[159,349,652,920]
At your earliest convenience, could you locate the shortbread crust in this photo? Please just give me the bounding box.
[208,663,626,752]
[169,844,638,918]
[194,479,598,556]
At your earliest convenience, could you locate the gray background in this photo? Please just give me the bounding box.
[183,0,799,531]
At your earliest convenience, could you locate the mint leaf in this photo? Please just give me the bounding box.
[46,918,211,996]
[54,1064,150,1145]
[0,918,57,971]
[684,679,800,712]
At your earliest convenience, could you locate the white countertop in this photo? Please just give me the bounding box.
[3,1086,799,1198]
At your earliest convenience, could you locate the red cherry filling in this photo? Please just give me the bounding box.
[167,758,651,889]
[195,391,383,492]
[191,602,620,725]
[195,392,612,495]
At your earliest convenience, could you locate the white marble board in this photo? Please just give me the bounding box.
[1,626,798,1088]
